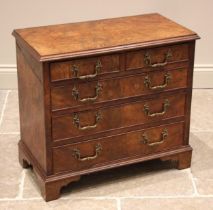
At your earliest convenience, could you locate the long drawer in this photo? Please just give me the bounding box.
[51,68,188,111]
[53,122,184,173]
[52,92,186,141]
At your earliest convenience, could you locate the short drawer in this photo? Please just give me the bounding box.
[51,68,188,111]
[50,54,120,81]
[126,43,189,71]
[53,122,184,173]
[52,93,186,141]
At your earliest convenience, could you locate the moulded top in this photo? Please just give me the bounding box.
[12,13,199,62]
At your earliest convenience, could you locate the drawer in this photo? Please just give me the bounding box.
[51,68,188,111]
[52,93,186,141]
[126,44,189,71]
[50,54,120,81]
[53,122,184,173]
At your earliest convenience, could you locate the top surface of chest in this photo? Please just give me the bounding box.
[12,13,198,61]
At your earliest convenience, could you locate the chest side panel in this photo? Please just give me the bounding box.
[16,43,47,172]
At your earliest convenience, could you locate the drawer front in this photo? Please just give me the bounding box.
[52,93,186,141]
[50,54,120,81]
[126,44,188,71]
[51,68,187,111]
[53,122,184,173]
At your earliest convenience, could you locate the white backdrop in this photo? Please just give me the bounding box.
[0,0,212,88]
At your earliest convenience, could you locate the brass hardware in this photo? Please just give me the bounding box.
[72,59,102,79]
[141,128,168,146]
[72,143,102,161]
[144,49,172,67]
[72,82,103,102]
[144,99,170,117]
[144,72,172,90]
[73,111,102,130]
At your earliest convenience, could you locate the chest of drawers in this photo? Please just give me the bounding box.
[12,13,199,201]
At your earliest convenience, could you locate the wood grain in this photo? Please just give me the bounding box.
[52,93,186,141]
[16,43,48,172]
[126,43,189,70]
[13,13,199,201]
[53,122,184,173]
[51,54,120,81]
[51,68,188,111]
[12,13,199,61]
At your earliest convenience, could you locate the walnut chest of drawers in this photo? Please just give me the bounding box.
[12,13,199,201]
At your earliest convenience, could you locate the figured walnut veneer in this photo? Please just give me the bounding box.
[13,13,199,201]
